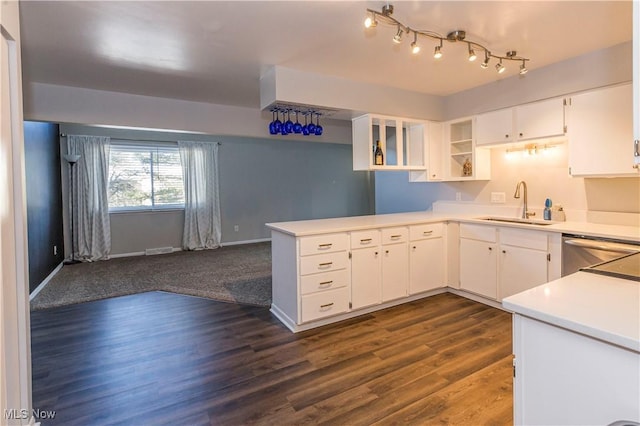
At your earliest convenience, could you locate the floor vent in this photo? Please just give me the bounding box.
[145,247,173,256]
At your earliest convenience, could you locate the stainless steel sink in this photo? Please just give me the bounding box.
[475,216,555,226]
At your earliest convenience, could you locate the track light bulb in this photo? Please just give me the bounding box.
[496,61,506,74]
[434,44,442,59]
[519,61,528,75]
[410,33,420,54]
[468,46,477,62]
[393,26,403,44]
[364,15,377,28]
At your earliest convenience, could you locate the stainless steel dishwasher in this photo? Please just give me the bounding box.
[561,234,640,276]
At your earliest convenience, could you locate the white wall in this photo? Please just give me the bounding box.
[24,82,353,144]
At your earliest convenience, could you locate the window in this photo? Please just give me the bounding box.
[108,144,184,211]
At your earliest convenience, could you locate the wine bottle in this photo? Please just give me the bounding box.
[374,140,384,165]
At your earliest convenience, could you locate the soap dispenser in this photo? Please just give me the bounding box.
[543,198,552,220]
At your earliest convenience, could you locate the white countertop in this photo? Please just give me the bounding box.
[266,211,640,242]
[502,272,640,352]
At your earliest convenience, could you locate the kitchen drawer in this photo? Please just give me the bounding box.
[299,252,348,276]
[299,233,349,257]
[300,269,349,295]
[350,229,381,249]
[409,223,443,241]
[500,227,548,251]
[460,223,497,243]
[381,227,408,245]
[301,287,349,323]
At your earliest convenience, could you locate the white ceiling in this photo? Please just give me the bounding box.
[19,1,633,110]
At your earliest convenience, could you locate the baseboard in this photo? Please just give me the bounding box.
[110,247,182,259]
[29,262,63,301]
[446,287,506,311]
[221,238,271,247]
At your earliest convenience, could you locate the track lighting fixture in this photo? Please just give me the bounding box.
[393,25,403,44]
[480,52,490,69]
[468,45,477,62]
[364,4,530,75]
[434,40,443,59]
[411,32,420,54]
[519,60,528,75]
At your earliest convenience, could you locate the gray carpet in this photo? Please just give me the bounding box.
[30,242,272,310]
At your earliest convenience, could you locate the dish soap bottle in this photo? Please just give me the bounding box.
[374,140,384,165]
[544,198,552,220]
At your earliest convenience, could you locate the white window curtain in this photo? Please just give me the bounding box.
[67,135,111,261]
[178,141,221,250]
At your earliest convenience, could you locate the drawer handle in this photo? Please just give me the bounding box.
[319,280,333,286]
[320,303,334,309]
[318,243,332,249]
[422,230,433,235]
[318,262,333,267]
[360,238,372,243]
[390,235,402,239]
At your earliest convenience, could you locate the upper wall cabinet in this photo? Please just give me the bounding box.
[567,84,638,177]
[476,98,566,146]
[352,114,429,171]
[444,117,490,181]
[409,122,443,182]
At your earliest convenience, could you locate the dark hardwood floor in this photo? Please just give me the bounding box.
[31,291,513,425]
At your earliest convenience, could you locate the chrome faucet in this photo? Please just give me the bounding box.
[514,181,535,219]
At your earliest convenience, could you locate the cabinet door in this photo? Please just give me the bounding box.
[476,108,514,146]
[568,84,636,176]
[515,98,565,141]
[351,247,381,309]
[459,238,497,299]
[382,243,409,302]
[409,238,444,294]
[428,122,443,180]
[499,245,548,300]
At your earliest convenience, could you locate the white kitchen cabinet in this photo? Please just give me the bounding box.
[460,224,555,302]
[444,117,491,181]
[476,108,514,146]
[498,228,549,300]
[634,1,639,168]
[460,237,498,299]
[409,122,444,182]
[512,314,640,425]
[350,229,382,310]
[567,83,638,177]
[381,227,409,302]
[515,97,566,141]
[352,114,429,171]
[409,223,445,294]
[476,98,565,146]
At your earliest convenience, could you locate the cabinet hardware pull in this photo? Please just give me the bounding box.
[319,262,333,267]
[318,243,332,248]
[519,132,523,137]
[635,139,639,157]
[360,238,372,243]
[319,281,333,286]
[488,247,493,251]
[320,303,334,309]
[385,250,389,254]
[505,134,509,138]
[423,230,433,235]
[375,251,378,255]
[502,250,506,254]
[390,235,402,238]
[413,246,416,249]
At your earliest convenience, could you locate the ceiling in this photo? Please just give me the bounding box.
[19,1,633,110]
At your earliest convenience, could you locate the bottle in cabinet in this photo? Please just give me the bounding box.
[374,140,384,165]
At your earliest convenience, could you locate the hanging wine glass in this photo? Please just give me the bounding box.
[269,110,278,135]
[302,113,310,135]
[284,109,294,133]
[307,111,317,134]
[273,109,282,133]
[280,111,289,135]
[314,113,323,136]
[293,111,303,134]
